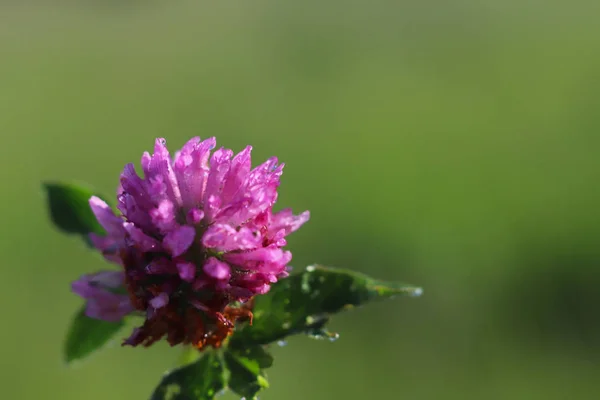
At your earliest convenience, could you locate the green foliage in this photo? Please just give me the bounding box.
[223,345,273,399]
[64,306,124,364]
[230,265,422,347]
[43,182,106,245]
[150,352,225,400]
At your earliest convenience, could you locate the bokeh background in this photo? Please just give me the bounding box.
[2,1,600,399]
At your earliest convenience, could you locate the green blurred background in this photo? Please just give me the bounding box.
[2,1,600,399]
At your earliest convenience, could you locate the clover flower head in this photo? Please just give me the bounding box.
[72,137,309,350]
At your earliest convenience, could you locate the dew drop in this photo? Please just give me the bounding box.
[306,332,319,340]
[305,265,316,272]
[159,138,167,146]
[164,384,181,400]
[306,328,339,342]
[300,274,311,293]
[411,287,424,297]
[277,340,288,347]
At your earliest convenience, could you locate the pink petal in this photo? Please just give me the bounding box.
[225,247,291,273]
[202,224,261,252]
[149,292,169,309]
[123,222,160,252]
[89,196,123,236]
[216,181,280,227]
[204,195,221,223]
[141,138,182,206]
[71,271,124,296]
[203,148,233,221]
[173,137,216,208]
[231,274,272,296]
[72,271,134,322]
[85,297,134,322]
[163,225,196,257]
[220,146,252,205]
[119,163,153,210]
[176,261,196,282]
[186,208,204,225]
[88,233,123,264]
[268,209,310,237]
[123,328,143,346]
[203,257,231,280]
[150,199,176,232]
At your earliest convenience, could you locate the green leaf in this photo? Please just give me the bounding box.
[230,265,422,347]
[43,182,106,244]
[224,345,272,400]
[64,306,124,364]
[150,351,225,400]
